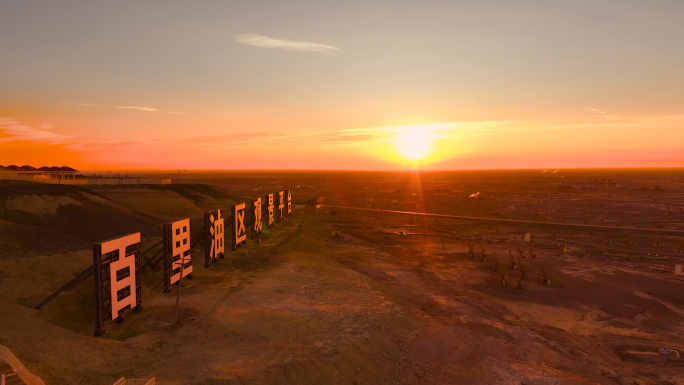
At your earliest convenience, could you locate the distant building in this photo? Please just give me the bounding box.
[0,165,79,183]
[509,232,531,242]
[675,264,684,276]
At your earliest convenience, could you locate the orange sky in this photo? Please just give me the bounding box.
[1,1,683,170]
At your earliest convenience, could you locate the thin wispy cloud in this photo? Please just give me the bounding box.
[117,106,159,112]
[67,102,182,113]
[585,107,607,114]
[235,34,340,55]
[0,117,141,152]
[0,118,72,143]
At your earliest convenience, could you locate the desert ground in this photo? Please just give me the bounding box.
[1,169,684,384]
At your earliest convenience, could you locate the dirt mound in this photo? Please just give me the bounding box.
[0,181,159,243]
[94,188,202,222]
[0,220,89,260]
[4,194,82,214]
[90,184,238,222]
[0,180,90,197]
[0,182,239,256]
[163,184,234,204]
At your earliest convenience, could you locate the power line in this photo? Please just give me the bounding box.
[320,205,684,234]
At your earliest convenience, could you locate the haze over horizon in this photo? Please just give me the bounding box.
[1,1,683,170]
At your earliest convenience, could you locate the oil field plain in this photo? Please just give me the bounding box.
[2,169,684,384]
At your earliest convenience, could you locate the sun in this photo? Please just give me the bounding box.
[396,128,432,161]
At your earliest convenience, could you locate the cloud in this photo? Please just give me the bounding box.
[585,107,607,114]
[117,106,159,112]
[0,118,142,152]
[0,118,72,143]
[66,102,182,113]
[117,106,184,114]
[185,129,374,147]
[235,34,340,55]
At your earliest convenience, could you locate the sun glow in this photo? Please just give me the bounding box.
[396,127,433,161]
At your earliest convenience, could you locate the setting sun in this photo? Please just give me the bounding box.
[396,128,433,161]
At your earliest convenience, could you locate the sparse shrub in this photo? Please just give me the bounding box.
[102,328,145,341]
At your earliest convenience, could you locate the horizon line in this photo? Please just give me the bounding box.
[73,166,684,173]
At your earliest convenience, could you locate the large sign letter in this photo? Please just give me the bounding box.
[232,203,247,249]
[252,198,262,238]
[93,233,142,336]
[266,193,274,227]
[286,189,292,216]
[204,209,224,267]
[164,218,193,292]
[277,191,284,222]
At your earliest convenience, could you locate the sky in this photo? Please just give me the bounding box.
[1,0,683,171]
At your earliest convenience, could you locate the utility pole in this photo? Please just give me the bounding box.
[177,170,186,184]
[174,255,186,324]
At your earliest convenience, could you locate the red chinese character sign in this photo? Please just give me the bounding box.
[232,203,247,249]
[265,193,274,227]
[164,218,193,292]
[286,189,292,216]
[251,198,262,238]
[204,209,224,267]
[277,191,285,223]
[93,233,142,336]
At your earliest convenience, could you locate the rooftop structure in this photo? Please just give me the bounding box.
[0,165,79,183]
[0,165,78,173]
